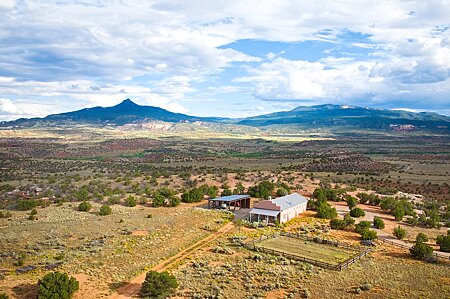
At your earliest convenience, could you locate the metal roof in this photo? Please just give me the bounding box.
[272,193,308,211]
[209,194,250,202]
[249,208,280,217]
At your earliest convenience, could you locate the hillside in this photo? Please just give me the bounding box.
[1,100,449,135]
[238,104,450,133]
[0,99,223,127]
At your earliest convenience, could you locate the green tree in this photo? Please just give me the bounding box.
[349,207,365,218]
[360,229,378,240]
[37,272,79,299]
[316,201,337,219]
[410,236,433,260]
[125,195,137,207]
[140,271,178,299]
[393,226,406,239]
[248,181,275,199]
[99,205,112,216]
[345,196,358,209]
[416,232,428,244]
[78,201,92,212]
[152,194,165,207]
[355,221,371,234]
[436,232,450,252]
[373,216,385,229]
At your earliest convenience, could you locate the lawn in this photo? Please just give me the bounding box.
[257,236,358,265]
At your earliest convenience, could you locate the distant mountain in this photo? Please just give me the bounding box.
[1,99,224,127]
[238,104,450,133]
[1,100,449,134]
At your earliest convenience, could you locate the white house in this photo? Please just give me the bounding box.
[249,193,308,224]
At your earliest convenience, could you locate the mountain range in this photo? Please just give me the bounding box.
[1,99,449,134]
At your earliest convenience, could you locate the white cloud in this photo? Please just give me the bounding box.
[0,98,17,113]
[0,0,449,119]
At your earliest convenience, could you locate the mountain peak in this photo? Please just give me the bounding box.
[116,98,139,107]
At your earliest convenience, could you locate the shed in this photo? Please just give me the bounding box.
[208,194,251,210]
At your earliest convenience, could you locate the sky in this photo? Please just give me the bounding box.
[0,0,450,121]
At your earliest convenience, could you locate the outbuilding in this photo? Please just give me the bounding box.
[208,194,251,210]
[249,193,308,223]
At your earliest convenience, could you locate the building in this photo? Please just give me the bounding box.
[249,193,308,223]
[208,194,251,210]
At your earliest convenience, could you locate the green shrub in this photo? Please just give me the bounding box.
[99,205,112,216]
[373,216,385,229]
[410,241,433,260]
[436,232,450,252]
[16,200,38,211]
[316,200,337,219]
[416,232,428,243]
[181,188,204,203]
[360,229,377,240]
[349,207,365,218]
[78,201,92,212]
[0,292,9,299]
[343,213,355,226]
[345,196,358,209]
[125,195,137,207]
[393,226,406,240]
[37,272,79,299]
[355,221,371,234]
[330,218,346,230]
[30,208,38,216]
[248,181,275,199]
[140,271,178,298]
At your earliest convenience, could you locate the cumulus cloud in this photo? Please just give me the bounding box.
[0,0,449,119]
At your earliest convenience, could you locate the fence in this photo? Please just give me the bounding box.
[243,231,371,271]
[379,237,450,261]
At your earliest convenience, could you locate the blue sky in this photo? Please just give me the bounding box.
[0,0,450,120]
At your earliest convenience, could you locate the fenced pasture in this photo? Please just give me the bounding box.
[246,232,371,271]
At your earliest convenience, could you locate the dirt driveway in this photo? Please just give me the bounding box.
[110,221,235,299]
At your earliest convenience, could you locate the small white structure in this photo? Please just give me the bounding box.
[249,193,308,224]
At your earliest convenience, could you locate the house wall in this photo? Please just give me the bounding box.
[279,202,307,223]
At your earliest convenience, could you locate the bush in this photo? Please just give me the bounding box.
[345,196,358,209]
[373,216,385,229]
[393,226,406,240]
[349,207,365,218]
[16,200,38,211]
[416,232,428,244]
[330,218,346,230]
[140,271,178,298]
[316,201,337,219]
[436,233,450,252]
[181,188,204,203]
[410,241,433,260]
[37,272,79,299]
[343,213,355,226]
[355,221,371,234]
[125,196,137,207]
[360,229,378,240]
[99,205,112,216]
[248,181,275,199]
[78,201,92,212]
[0,293,8,299]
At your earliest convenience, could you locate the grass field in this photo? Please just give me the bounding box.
[257,236,358,265]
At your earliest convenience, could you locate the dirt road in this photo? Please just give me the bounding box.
[110,221,235,298]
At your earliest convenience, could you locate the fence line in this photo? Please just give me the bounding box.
[379,237,450,261]
[242,231,371,271]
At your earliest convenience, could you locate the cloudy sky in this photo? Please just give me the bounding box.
[0,0,450,120]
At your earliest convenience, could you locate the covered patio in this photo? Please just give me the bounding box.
[249,208,280,223]
[208,194,251,211]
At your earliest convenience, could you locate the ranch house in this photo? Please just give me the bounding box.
[249,193,308,224]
